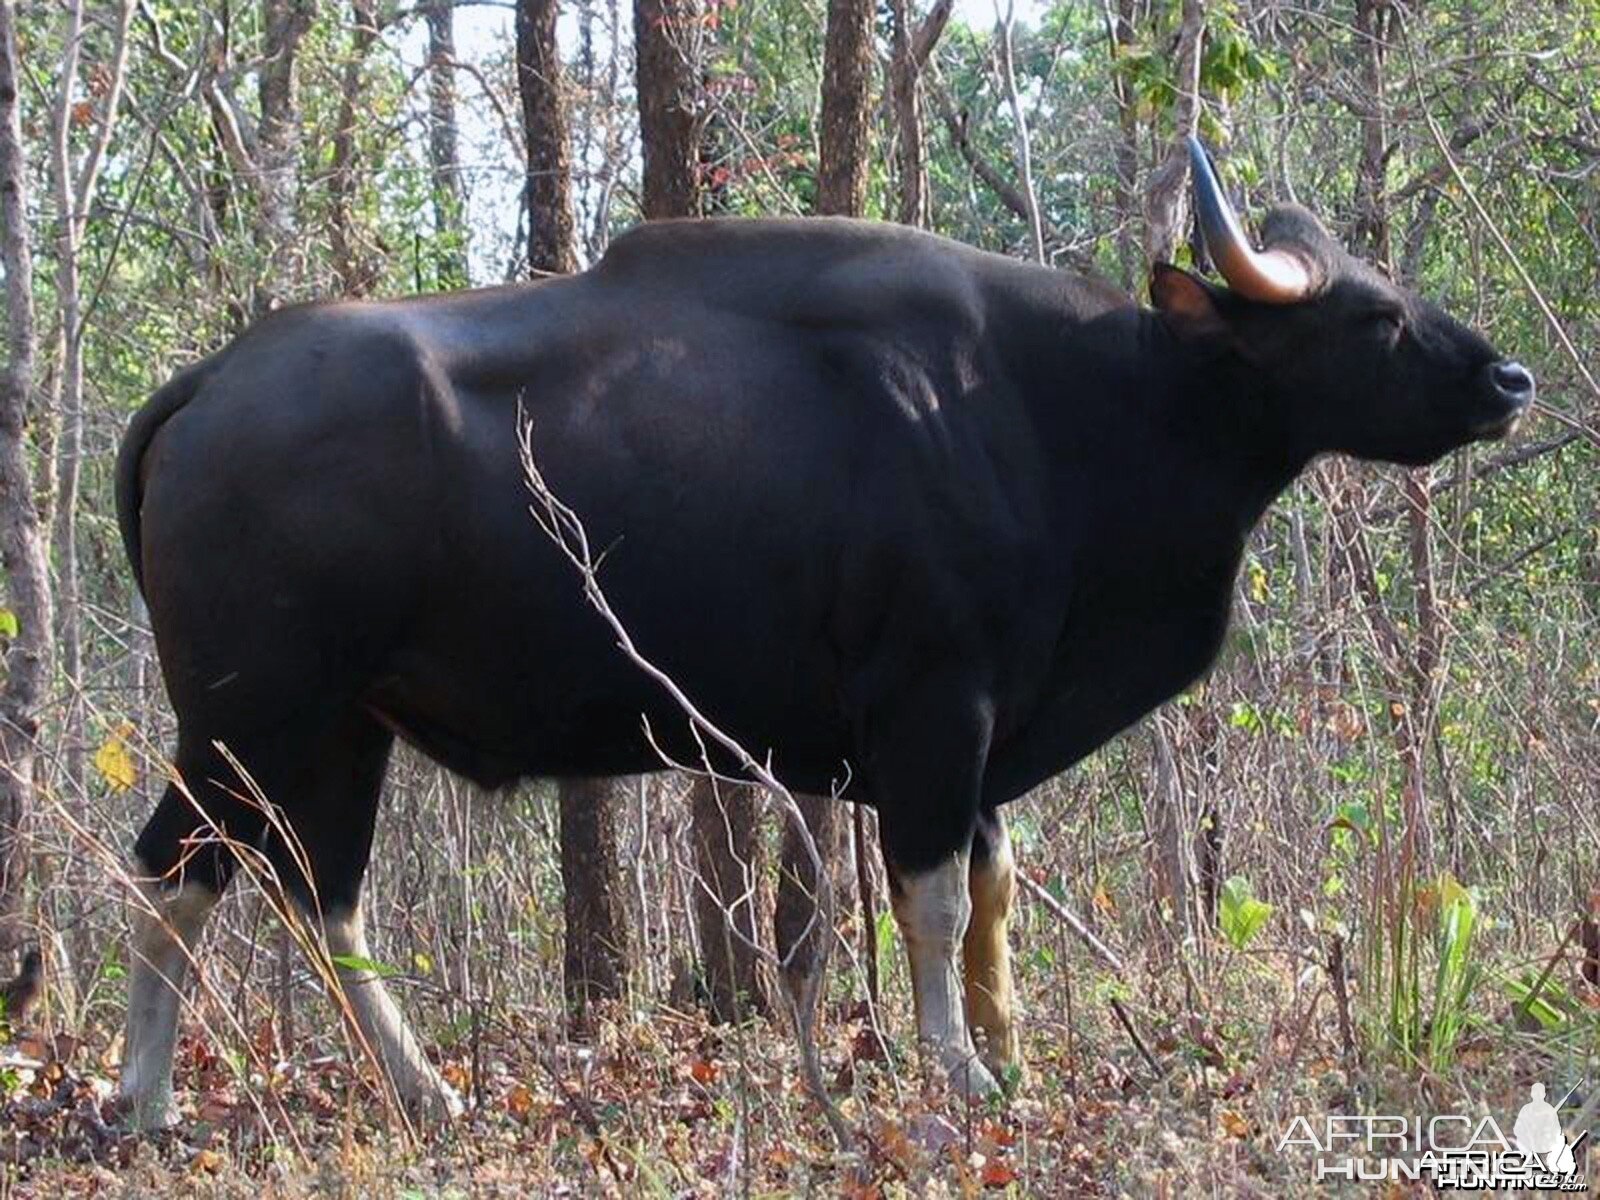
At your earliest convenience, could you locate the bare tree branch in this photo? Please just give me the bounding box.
[517,410,852,1146]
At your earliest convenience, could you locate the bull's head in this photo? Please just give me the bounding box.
[1150,136,1534,467]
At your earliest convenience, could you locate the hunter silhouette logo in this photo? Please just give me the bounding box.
[1514,1081,1587,1180]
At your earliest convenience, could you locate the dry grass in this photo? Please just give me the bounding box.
[3,743,1597,1196]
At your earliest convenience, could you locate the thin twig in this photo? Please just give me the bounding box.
[1396,10,1600,449]
[1108,996,1163,1080]
[1018,872,1125,973]
[516,408,853,1148]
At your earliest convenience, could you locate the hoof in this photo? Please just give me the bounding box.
[396,1075,465,1124]
[973,1029,1026,1091]
[931,1042,1000,1099]
[979,1050,1027,1092]
[114,1091,180,1133]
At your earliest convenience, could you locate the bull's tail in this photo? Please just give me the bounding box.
[115,358,215,596]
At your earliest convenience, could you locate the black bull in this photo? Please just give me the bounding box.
[113,158,1533,1123]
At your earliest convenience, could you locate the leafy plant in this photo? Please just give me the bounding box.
[1219,876,1274,951]
[1504,970,1580,1033]
[1425,874,1483,1069]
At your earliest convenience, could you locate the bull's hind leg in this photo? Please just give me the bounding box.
[121,744,268,1130]
[121,713,458,1127]
[268,711,464,1122]
[122,878,220,1128]
[316,901,464,1121]
[963,808,1023,1083]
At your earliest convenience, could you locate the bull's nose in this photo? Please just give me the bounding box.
[1489,360,1535,406]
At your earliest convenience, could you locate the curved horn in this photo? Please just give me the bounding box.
[1186,136,1314,304]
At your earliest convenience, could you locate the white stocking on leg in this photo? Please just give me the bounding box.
[322,898,463,1120]
[120,879,219,1129]
[890,849,997,1097]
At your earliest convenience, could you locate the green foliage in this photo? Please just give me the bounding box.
[1219,876,1273,951]
[1504,971,1580,1033]
[1426,875,1482,1070]
[875,908,897,984]
[330,954,401,979]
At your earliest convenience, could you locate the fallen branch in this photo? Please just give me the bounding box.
[1018,872,1124,973]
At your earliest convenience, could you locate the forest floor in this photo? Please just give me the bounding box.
[2,951,1591,1198]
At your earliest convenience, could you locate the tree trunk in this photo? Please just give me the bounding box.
[814,0,874,217]
[633,0,701,220]
[1351,0,1392,267]
[516,0,578,274]
[328,0,380,295]
[995,1,1044,263]
[517,0,626,1025]
[573,0,628,261]
[1143,0,1206,267]
[632,0,771,1018]
[1106,0,1142,290]
[255,0,315,312]
[888,0,952,228]
[558,779,631,1027]
[0,0,57,962]
[773,794,845,1022]
[48,0,133,797]
[424,0,469,287]
[690,778,769,1021]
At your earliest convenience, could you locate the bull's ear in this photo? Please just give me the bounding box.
[1150,263,1228,340]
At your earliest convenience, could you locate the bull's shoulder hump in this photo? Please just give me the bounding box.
[593,217,1020,332]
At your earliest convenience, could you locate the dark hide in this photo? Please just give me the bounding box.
[118,214,1529,900]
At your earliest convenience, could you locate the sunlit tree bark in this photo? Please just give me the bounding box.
[0,0,56,964]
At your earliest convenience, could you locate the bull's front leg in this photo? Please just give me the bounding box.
[886,846,997,1096]
[963,808,1023,1083]
[870,674,998,1099]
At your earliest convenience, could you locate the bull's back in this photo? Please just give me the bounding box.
[135,281,867,787]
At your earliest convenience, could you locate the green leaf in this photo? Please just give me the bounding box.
[1228,701,1263,733]
[330,953,400,978]
[1504,973,1571,1031]
[1219,876,1273,951]
[875,908,896,958]
[1328,801,1372,842]
[0,609,17,638]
